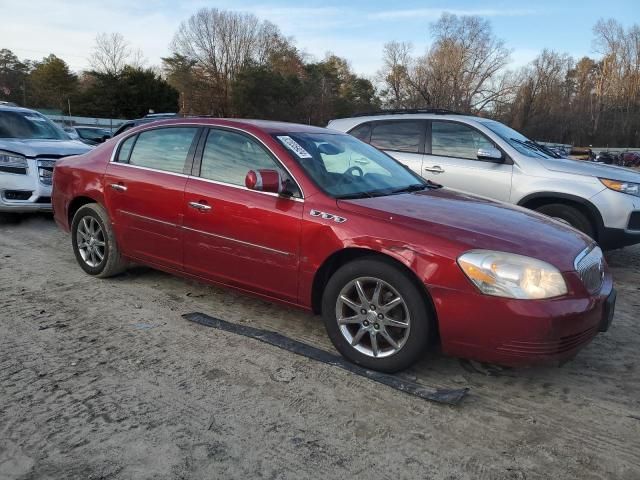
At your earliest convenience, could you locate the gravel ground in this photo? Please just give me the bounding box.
[1,216,639,480]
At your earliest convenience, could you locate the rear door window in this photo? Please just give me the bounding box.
[370,121,424,153]
[431,121,496,160]
[127,127,198,173]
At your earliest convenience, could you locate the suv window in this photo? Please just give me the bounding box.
[349,123,371,142]
[201,129,297,194]
[126,127,198,173]
[431,121,496,160]
[370,121,423,153]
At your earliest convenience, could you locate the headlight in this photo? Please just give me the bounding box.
[0,151,28,174]
[599,178,640,197]
[458,250,568,299]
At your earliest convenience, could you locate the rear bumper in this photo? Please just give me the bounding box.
[433,275,615,367]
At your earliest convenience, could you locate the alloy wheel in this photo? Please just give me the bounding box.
[76,216,106,268]
[335,276,411,358]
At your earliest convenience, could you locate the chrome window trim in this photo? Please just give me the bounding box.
[182,226,293,257]
[109,121,305,199]
[186,175,304,203]
[108,162,190,178]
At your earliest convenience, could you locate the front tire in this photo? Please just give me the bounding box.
[71,203,127,278]
[321,257,434,373]
[535,203,595,239]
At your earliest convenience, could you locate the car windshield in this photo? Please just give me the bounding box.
[274,132,428,199]
[0,110,68,140]
[477,119,553,159]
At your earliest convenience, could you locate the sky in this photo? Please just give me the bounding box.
[1,0,639,78]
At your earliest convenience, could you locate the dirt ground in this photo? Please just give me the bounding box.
[1,215,639,480]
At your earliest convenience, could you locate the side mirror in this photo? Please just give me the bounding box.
[477,147,503,162]
[245,169,283,194]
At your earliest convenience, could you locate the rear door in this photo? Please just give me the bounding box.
[104,126,201,270]
[351,120,426,175]
[182,128,304,302]
[424,120,513,201]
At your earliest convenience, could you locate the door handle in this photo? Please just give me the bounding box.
[354,159,369,164]
[109,183,127,192]
[424,165,445,174]
[188,201,212,211]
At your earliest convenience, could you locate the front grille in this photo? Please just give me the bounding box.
[575,246,604,294]
[37,158,56,186]
[629,212,640,231]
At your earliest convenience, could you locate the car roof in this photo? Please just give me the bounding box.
[0,105,45,114]
[328,113,482,131]
[127,118,334,135]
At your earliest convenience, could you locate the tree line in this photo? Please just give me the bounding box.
[1,8,639,147]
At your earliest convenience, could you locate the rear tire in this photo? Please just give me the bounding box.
[71,203,127,278]
[535,204,595,239]
[321,257,434,373]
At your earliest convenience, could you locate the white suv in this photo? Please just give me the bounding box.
[0,105,91,219]
[328,110,640,249]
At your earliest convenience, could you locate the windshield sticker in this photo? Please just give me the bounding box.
[277,136,312,159]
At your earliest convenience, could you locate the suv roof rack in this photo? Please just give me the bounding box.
[350,108,462,117]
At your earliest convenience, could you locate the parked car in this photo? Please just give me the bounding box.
[595,151,617,165]
[113,113,179,137]
[52,118,615,372]
[65,126,112,146]
[568,147,595,161]
[0,105,91,219]
[328,110,640,250]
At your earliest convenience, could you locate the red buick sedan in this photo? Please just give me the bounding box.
[52,119,615,372]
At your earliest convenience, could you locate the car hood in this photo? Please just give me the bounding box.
[337,188,592,271]
[540,156,640,182]
[0,138,91,158]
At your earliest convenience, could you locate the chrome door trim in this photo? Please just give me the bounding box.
[182,226,293,257]
[107,161,190,178]
[108,121,305,199]
[186,175,304,203]
[120,209,178,228]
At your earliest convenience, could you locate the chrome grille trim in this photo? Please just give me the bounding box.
[574,246,604,294]
[37,158,57,186]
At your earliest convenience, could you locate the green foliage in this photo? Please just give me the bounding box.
[27,54,78,111]
[73,67,179,118]
[0,49,30,104]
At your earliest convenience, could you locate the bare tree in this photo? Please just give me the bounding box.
[170,8,287,115]
[377,41,413,108]
[89,33,131,75]
[378,14,513,113]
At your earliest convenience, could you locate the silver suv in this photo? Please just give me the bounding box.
[0,105,91,218]
[328,110,640,249]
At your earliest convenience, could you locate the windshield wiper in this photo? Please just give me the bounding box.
[509,137,548,158]
[389,184,429,195]
[335,191,376,200]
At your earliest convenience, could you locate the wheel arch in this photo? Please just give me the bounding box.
[310,247,439,339]
[67,194,104,227]
[517,192,604,240]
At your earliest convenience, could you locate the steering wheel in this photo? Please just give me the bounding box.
[344,166,364,177]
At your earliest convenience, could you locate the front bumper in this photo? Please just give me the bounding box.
[599,227,640,249]
[0,159,53,212]
[433,274,615,367]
